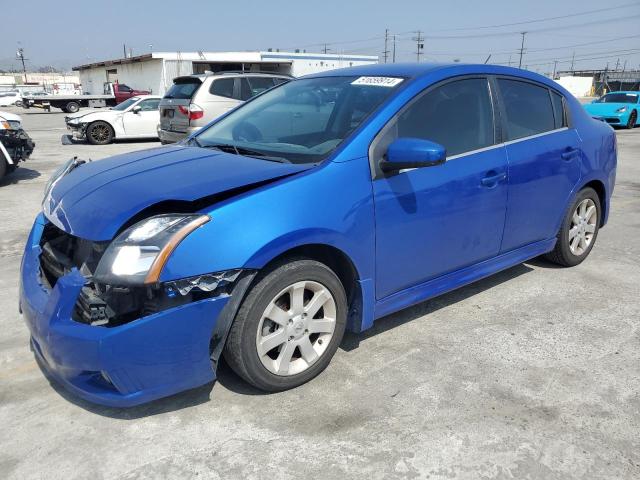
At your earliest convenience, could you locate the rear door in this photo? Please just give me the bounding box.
[159,77,202,133]
[197,77,240,124]
[496,77,581,252]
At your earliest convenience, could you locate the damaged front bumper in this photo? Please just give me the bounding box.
[0,128,35,171]
[20,214,248,407]
[65,120,87,140]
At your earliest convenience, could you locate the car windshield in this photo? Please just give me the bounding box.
[112,97,139,111]
[598,93,638,104]
[194,76,404,164]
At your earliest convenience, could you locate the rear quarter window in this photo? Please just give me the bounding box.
[498,79,555,140]
[209,78,235,99]
[550,91,566,129]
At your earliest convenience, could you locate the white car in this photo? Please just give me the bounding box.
[0,110,22,130]
[1,110,34,180]
[64,95,161,145]
[0,92,22,107]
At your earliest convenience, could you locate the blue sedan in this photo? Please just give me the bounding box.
[583,91,639,128]
[21,64,617,407]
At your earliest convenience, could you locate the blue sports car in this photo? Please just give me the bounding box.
[583,91,639,128]
[21,64,617,407]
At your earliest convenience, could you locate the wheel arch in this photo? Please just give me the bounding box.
[580,179,607,227]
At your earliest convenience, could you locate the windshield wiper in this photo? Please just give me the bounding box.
[203,143,290,163]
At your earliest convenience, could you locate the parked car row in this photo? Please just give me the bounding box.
[64,72,291,144]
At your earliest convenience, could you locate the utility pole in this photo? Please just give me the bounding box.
[16,48,27,83]
[322,43,331,54]
[392,35,397,63]
[383,29,390,63]
[123,44,127,58]
[507,54,512,67]
[570,51,576,73]
[413,31,425,62]
[518,32,527,68]
[552,60,558,79]
[614,58,620,70]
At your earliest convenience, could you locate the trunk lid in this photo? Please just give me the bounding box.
[159,77,203,133]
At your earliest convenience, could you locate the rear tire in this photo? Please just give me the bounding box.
[224,259,348,392]
[86,121,114,145]
[545,187,601,267]
[627,110,637,129]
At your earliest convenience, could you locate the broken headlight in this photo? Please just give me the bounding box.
[93,214,210,286]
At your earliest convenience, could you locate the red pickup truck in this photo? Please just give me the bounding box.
[21,82,150,113]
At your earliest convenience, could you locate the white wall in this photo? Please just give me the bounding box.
[78,59,164,95]
[556,76,594,98]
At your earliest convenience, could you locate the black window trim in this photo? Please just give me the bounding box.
[492,74,572,144]
[369,74,499,180]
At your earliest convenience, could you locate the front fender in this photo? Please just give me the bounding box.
[160,157,376,283]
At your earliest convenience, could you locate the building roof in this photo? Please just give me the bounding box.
[73,51,378,71]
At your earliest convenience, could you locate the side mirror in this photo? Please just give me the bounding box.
[380,138,446,173]
[132,105,142,114]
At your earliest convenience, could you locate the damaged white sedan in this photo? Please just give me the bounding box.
[1,111,35,181]
[64,95,161,145]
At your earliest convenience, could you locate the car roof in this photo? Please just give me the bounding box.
[133,95,162,100]
[303,62,556,83]
[602,91,639,95]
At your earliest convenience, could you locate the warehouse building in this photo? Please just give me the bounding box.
[73,51,379,95]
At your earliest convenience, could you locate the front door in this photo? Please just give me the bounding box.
[372,77,509,299]
[123,98,161,137]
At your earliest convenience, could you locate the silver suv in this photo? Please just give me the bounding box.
[158,72,291,143]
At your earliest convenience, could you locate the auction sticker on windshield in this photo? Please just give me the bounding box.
[351,77,404,87]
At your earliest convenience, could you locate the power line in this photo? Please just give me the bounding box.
[424,13,640,39]
[431,1,639,32]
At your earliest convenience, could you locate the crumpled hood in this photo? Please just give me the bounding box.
[583,102,629,116]
[43,145,313,240]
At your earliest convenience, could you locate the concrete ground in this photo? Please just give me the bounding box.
[0,106,639,480]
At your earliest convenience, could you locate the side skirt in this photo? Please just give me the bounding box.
[373,238,556,321]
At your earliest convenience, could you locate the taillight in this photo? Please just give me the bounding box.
[178,104,204,123]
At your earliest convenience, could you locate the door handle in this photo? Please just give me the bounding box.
[561,147,579,161]
[481,172,507,187]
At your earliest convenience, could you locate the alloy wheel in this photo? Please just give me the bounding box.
[91,125,110,142]
[256,280,336,376]
[569,198,597,256]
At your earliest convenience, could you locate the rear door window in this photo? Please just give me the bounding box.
[209,78,235,99]
[248,77,276,96]
[498,79,555,140]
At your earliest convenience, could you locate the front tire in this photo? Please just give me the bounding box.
[86,121,114,145]
[626,110,637,129]
[224,259,348,392]
[546,187,601,267]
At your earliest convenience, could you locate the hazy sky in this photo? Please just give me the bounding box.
[2,0,639,74]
